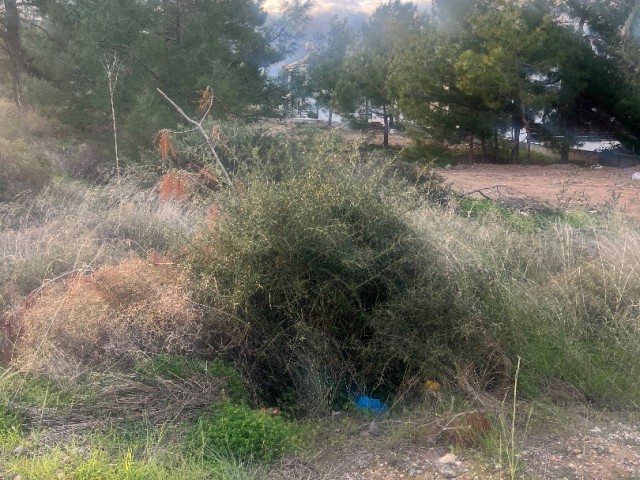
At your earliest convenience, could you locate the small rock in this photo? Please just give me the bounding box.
[12,446,26,457]
[71,447,87,456]
[439,453,457,464]
[438,465,458,478]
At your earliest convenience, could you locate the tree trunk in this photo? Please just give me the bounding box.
[480,137,488,162]
[512,122,521,164]
[521,103,531,160]
[469,136,474,163]
[328,106,333,127]
[383,103,389,148]
[2,0,23,111]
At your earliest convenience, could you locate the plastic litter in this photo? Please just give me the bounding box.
[632,172,640,180]
[354,395,389,415]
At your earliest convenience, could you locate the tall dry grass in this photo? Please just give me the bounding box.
[1,174,212,366]
[410,206,640,406]
[3,122,640,411]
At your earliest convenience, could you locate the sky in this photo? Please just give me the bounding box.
[264,0,431,16]
[264,0,433,36]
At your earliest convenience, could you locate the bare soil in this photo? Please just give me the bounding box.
[436,163,640,218]
[273,408,640,480]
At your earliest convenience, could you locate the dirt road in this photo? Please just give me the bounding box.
[435,163,640,217]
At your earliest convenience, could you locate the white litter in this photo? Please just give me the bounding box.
[632,172,640,180]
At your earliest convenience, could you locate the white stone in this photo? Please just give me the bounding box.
[439,453,457,464]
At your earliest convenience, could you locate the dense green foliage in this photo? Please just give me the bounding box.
[192,403,298,463]
[2,0,639,159]
[187,150,446,406]
[0,404,21,434]
[305,0,640,154]
[307,18,352,125]
[8,0,307,163]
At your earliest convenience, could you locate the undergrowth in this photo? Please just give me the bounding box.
[191,403,299,463]
[2,120,640,479]
[186,150,471,412]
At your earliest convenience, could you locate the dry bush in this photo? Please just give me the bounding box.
[0,139,53,202]
[0,99,65,140]
[1,175,211,368]
[13,258,205,376]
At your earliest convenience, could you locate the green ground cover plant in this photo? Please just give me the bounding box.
[191,403,299,463]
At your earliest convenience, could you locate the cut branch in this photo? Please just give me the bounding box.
[463,185,509,200]
[156,87,232,186]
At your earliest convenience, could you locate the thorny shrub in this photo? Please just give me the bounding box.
[186,155,473,411]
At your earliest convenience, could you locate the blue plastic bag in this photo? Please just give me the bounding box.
[354,395,389,415]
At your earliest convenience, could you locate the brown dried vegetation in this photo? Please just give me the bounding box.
[156,129,176,164]
[157,169,193,203]
[13,257,205,377]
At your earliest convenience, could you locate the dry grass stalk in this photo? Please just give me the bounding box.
[93,373,226,422]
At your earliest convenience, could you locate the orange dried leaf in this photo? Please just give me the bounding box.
[198,87,213,114]
[158,170,191,203]
[157,129,175,163]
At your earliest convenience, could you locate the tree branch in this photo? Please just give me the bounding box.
[156,87,232,186]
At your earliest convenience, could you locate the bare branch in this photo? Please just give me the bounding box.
[463,185,509,200]
[101,54,121,179]
[156,87,232,186]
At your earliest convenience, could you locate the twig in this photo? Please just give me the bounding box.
[463,185,509,199]
[28,267,94,299]
[101,54,121,179]
[156,87,232,186]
